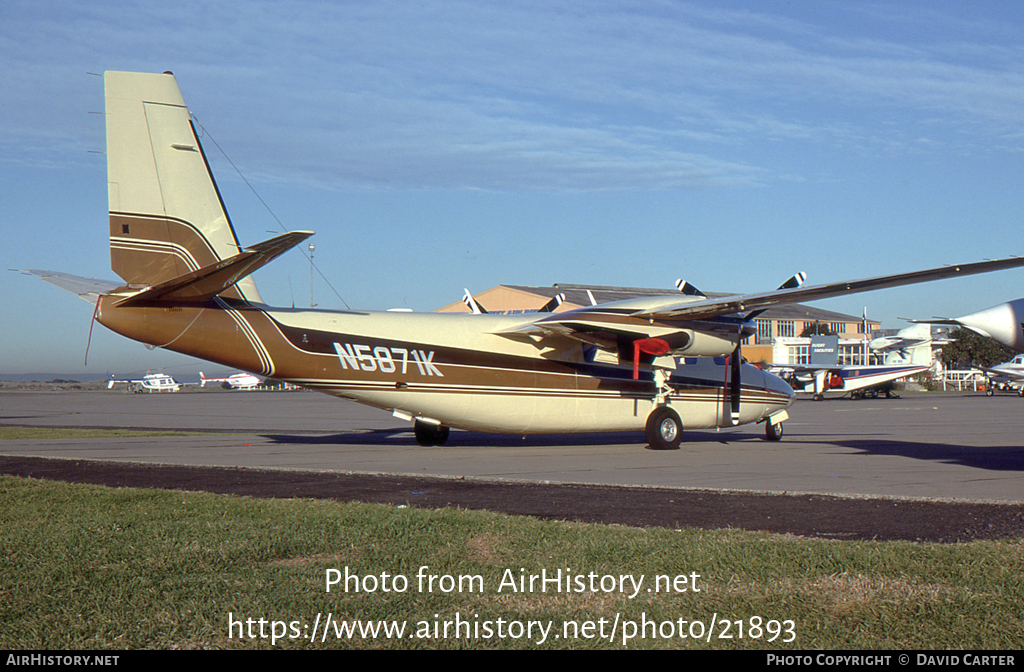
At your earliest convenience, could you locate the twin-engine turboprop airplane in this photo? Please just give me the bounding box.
[978,355,1024,397]
[22,71,1024,449]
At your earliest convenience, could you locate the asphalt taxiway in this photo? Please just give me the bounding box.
[2,388,1022,504]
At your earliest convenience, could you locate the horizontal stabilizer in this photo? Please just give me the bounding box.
[16,269,122,303]
[114,230,314,307]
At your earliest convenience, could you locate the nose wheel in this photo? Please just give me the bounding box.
[765,420,784,441]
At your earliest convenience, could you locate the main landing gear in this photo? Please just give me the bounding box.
[644,406,787,449]
[645,406,683,450]
[414,419,450,446]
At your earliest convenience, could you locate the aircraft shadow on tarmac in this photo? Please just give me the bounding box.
[812,438,1024,472]
[263,428,768,449]
[263,429,1024,468]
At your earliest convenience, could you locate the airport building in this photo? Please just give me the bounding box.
[436,283,882,365]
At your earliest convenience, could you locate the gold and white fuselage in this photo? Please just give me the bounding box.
[96,295,792,434]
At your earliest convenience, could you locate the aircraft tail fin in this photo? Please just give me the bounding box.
[104,71,264,303]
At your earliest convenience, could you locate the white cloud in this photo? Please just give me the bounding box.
[3,0,1024,190]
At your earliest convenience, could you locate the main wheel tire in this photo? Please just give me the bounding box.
[765,421,783,441]
[645,406,683,450]
[414,420,450,446]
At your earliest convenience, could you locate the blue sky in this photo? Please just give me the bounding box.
[3,0,1024,376]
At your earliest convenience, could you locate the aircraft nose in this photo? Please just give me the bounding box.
[763,368,796,407]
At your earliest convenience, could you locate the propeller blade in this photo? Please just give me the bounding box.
[675,279,707,298]
[463,289,488,314]
[777,272,807,290]
[745,272,807,320]
[538,293,565,313]
[729,343,742,425]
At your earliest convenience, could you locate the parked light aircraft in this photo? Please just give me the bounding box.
[774,324,934,401]
[976,355,1024,396]
[107,372,181,393]
[201,371,263,390]
[21,71,1024,449]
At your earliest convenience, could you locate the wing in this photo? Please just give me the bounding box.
[981,366,1024,381]
[494,254,1024,356]
[495,299,741,352]
[631,255,1024,321]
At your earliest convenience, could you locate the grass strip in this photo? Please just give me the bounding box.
[1,475,1021,649]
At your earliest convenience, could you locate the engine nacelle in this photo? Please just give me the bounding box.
[673,329,743,357]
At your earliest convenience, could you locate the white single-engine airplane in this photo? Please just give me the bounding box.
[775,324,935,401]
[21,71,1024,448]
